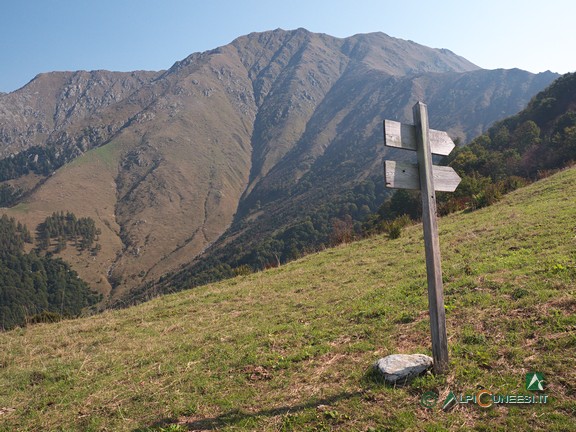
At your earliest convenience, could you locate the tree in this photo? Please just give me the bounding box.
[0,217,101,330]
[36,212,100,253]
[512,120,541,153]
[389,190,421,220]
[491,125,510,150]
[329,215,354,246]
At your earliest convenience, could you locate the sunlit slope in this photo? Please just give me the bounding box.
[2,142,124,298]
[1,167,574,431]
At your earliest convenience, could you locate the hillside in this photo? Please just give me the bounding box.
[447,71,576,176]
[0,28,558,304]
[0,166,574,431]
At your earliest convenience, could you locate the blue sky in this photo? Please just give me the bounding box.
[1,0,574,93]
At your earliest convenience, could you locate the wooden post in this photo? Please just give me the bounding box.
[413,102,449,373]
[383,102,458,374]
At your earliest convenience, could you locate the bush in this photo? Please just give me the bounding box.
[388,223,402,239]
[233,264,253,277]
[27,311,65,325]
[381,215,412,239]
[471,184,503,209]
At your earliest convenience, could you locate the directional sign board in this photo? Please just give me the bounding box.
[383,121,461,192]
[384,161,461,192]
[382,102,460,374]
[384,120,455,156]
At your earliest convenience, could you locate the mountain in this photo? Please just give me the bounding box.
[0,28,559,304]
[1,165,574,430]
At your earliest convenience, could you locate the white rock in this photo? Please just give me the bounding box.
[375,354,433,384]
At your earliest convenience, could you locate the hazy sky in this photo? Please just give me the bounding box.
[1,0,574,93]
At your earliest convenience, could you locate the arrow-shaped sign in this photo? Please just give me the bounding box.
[384,120,455,156]
[383,119,461,193]
[384,160,461,192]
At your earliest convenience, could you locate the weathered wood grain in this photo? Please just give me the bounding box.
[384,160,461,192]
[384,119,455,156]
[413,101,449,374]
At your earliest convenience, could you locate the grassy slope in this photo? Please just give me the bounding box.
[0,168,575,432]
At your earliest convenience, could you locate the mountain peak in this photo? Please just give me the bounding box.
[230,28,478,76]
[0,28,559,303]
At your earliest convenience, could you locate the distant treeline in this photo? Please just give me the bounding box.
[0,214,101,330]
[0,184,23,207]
[0,140,84,207]
[36,211,101,254]
[0,143,74,182]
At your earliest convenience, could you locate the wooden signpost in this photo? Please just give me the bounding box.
[383,101,461,374]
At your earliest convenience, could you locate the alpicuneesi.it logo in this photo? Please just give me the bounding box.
[420,373,549,410]
[526,372,545,391]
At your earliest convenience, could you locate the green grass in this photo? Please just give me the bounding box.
[1,168,575,431]
[66,139,121,171]
[6,202,29,214]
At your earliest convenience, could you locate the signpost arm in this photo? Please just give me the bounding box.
[413,102,449,373]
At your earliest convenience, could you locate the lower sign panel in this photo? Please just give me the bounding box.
[384,160,461,192]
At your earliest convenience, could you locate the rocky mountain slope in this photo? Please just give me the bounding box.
[0,28,559,304]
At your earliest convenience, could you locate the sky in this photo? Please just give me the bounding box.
[1,0,574,93]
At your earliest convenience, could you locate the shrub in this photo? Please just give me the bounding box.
[27,311,65,325]
[471,184,503,209]
[381,215,412,239]
[233,264,253,277]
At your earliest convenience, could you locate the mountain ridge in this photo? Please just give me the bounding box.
[0,28,559,303]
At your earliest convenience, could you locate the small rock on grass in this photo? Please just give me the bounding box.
[375,354,433,385]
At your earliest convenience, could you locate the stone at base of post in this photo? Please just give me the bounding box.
[375,354,433,385]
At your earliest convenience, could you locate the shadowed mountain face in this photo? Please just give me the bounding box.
[0,28,559,303]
